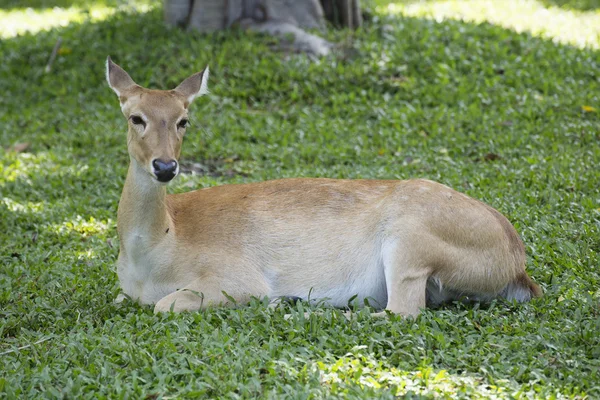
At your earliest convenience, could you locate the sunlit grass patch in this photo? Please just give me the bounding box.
[0,152,88,184]
[1,197,45,218]
[0,152,54,183]
[378,0,600,49]
[52,215,114,238]
[0,1,157,38]
[316,355,513,397]
[0,6,113,38]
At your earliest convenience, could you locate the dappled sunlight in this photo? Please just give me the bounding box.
[314,352,517,397]
[1,152,53,183]
[75,248,99,260]
[379,0,600,49]
[1,197,45,214]
[0,2,156,38]
[51,215,113,238]
[0,151,88,183]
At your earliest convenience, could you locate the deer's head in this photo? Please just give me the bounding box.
[106,57,209,183]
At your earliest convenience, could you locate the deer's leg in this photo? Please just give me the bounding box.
[153,275,264,313]
[384,272,429,317]
[381,239,432,317]
[154,286,227,313]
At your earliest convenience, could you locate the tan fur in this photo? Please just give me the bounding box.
[107,58,541,316]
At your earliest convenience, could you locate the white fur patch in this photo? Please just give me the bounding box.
[188,66,210,103]
[106,57,120,97]
[199,66,209,96]
[501,282,532,303]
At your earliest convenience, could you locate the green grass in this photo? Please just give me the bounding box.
[1,0,599,397]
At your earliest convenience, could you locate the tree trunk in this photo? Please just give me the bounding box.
[321,0,361,29]
[164,0,362,56]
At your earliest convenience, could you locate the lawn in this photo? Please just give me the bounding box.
[1,0,599,397]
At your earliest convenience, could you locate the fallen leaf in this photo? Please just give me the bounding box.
[483,153,502,161]
[7,142,30,153]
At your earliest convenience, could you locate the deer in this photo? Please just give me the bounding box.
[106,57,542,317]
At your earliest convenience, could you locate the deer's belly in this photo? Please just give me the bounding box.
[265,245,388,309]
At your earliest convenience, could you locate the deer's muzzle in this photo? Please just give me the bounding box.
[152,159,178,182]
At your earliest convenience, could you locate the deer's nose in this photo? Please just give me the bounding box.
[152,159,178,182]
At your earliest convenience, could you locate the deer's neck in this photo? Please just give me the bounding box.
[118,159,171,252]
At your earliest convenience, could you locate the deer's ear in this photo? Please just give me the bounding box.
[106,56,137,99]
[174,66,209,107]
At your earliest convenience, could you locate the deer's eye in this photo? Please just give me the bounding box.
[177,119,189,129]
[130,115,146,127]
